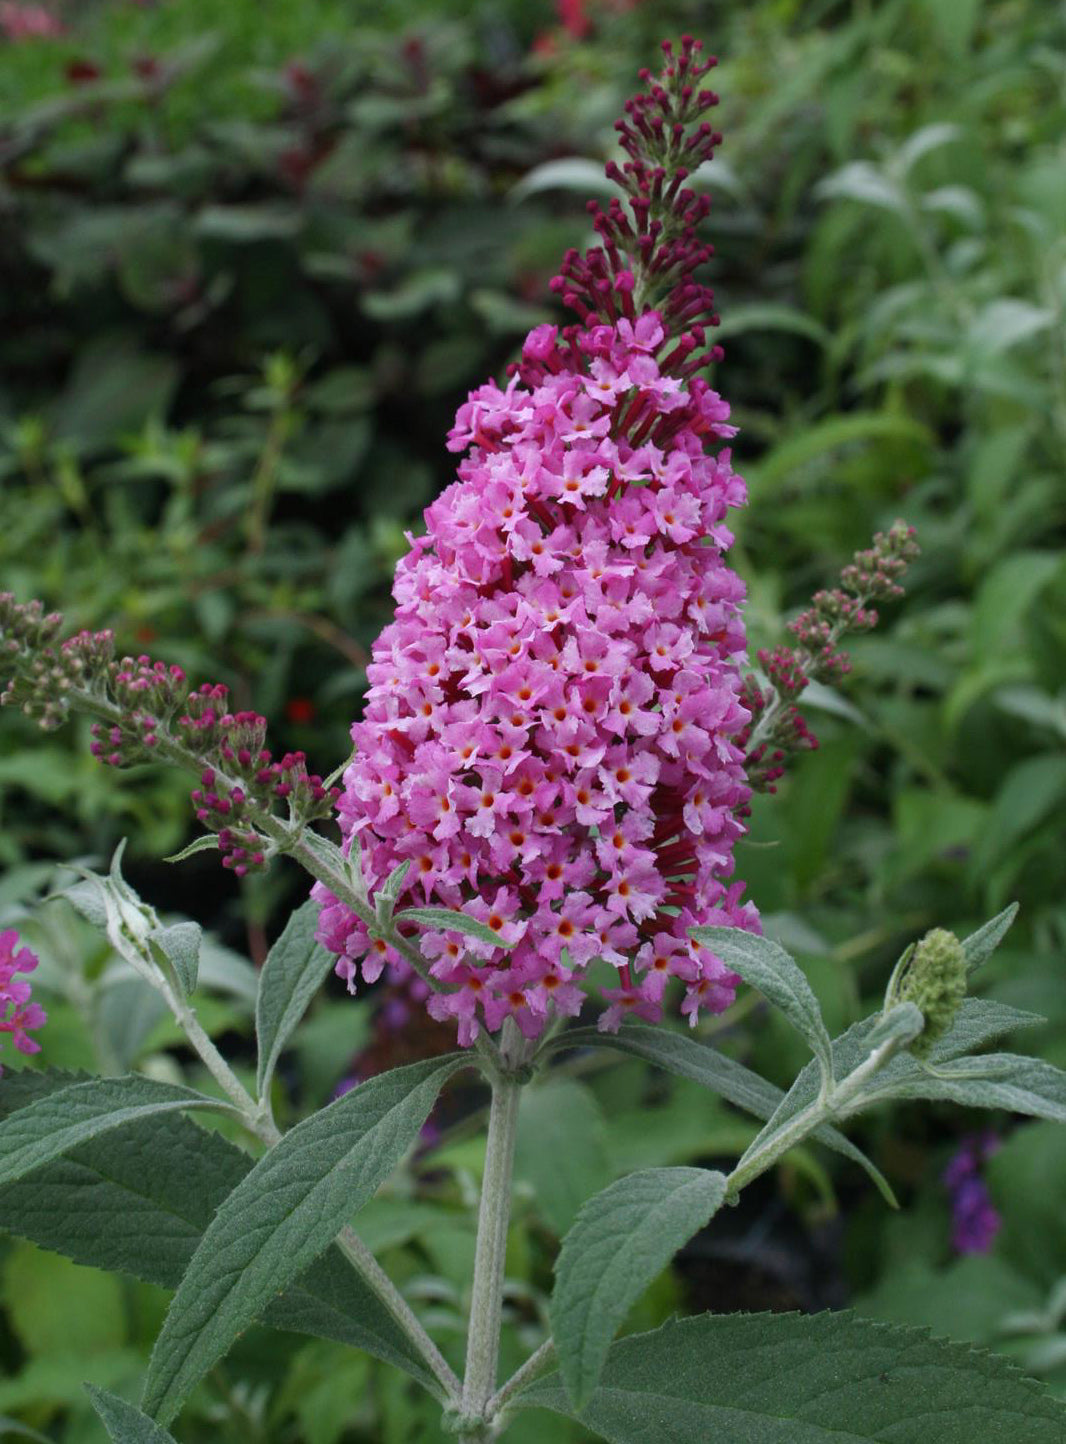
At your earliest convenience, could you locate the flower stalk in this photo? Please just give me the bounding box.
[459,1033,526,1439]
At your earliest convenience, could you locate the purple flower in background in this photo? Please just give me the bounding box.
[0,929,46,1072]
[943,1132,1001,1256]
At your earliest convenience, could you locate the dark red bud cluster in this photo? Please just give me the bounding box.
[739,520,920,797]
[736,675,818,799]
[0,595,338,877]
[548,35,724,365]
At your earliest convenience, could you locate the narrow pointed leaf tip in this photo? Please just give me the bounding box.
[396,906,518,949]
[962,902,1019,974]
[551,1167,727,1410]
[86,1387,178,1444]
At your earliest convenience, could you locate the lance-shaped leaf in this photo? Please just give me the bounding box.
[0,1416,52,1442]
[690,926,833,1082]
[299,827,366,901]
[86,1388,177,1444]
[142,1054,466,1424]
[396,906,517,949]
[255,900,337,1096]
[551,1168,727,1410]
[163,835,218,865]
[875,1053,1066,1121]
[0,1075,235,1189]
[0,1081,434,1387]
[963,903,1020,975]
[149,922,202,998]
[517,1310,1066,1441]
[546,1024,896,1206]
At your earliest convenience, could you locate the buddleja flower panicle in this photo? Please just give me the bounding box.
[314,41,761,1047]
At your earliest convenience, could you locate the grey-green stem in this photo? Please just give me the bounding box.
[725,1031,912,1198]
[487,1338,557,1424]
[459,1035,526,1440]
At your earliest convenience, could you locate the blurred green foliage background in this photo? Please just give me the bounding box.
[0,0,1064,1439]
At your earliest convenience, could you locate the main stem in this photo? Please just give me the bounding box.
[460,1066,522,1439]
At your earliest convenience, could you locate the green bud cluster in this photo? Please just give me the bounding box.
[887,928,967,1058]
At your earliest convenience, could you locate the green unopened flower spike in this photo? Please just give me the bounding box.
[886,928,967,1058]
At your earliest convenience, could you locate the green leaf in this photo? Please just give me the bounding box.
[48,336,178,454]
[86,1387,178,1444]
[362,269,460,321]
[864,1002,925,1054]
[712,304,830,347]
[148,922,202,998]
[396,906,517,950]
[142,1055,465,1424]
[0,1075,437,1386]
[374,859,412,925]
[689,927,833,1082]
[816,161,905,210]
[2,1241,126,1358]
[962,904,1020,975]
[517,1310,1066,1440]
[162,835,218,865]
[547,1024,781,1115]
[893,122,964,176]
[881,1053,1066,1121]
[510,158,618,203]
[973,758,1066,880]
[740,999,1049,1180]
[514,1079,610,1237]
[195,204,303,241]
[255,901,337,1097]
[0,1075,234,1189]
[547,1024,896,1206]
[551,1168,727,1410]
[0,1415,53,1442]
[0,1077,249,1283]
[747,411,933,496]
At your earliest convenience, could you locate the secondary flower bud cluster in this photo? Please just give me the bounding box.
[0,929,46,1072]
[890,926,967,1059]
[0,602,337,877]
[738,522,919,793]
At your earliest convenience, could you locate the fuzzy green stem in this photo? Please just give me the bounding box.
[460,1061,523,1439]
[487,1338,556,1422]
[725,1031,912,1198]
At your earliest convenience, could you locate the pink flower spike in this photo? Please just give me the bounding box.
[314,44,760,1048]
[0,930,46,1071]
